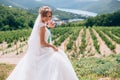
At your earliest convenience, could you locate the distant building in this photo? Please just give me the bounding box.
[8,6,12,8]
[68,19,84,22]
[52,17,66,25]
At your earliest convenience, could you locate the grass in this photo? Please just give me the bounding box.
[0,63,15,80]
[72,54,120,80]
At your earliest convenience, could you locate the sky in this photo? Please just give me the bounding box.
[35,0,99,2]
[76,0,99,1]
[35,0,120,2]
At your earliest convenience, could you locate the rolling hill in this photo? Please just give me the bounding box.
[1,0,120,14]
[42,0,120,14]
[0,0,49,9]
[0,0,25,8]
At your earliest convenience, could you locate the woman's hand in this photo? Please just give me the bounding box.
[47,20,55,28]
[53,46,58,51]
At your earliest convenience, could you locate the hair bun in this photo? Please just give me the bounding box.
[39,6,52,17]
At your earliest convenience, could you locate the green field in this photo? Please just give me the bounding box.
[0,27,120,80]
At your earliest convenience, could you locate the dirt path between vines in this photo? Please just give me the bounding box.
[84,29,101,58]
[68,29,83,59]
[0,45,28,64]
[58,36,70,52]
[101,31,120,54]
[93,29,113,56]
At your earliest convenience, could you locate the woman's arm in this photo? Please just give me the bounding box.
[40,26,58,51]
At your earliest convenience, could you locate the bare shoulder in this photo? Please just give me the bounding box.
[39,22,46,34]
[40,25,46,35]
[39,25,46,43]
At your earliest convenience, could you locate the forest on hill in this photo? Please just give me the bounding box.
[85,10,120,27]
[0,5,85,31]
[0,5,36,31]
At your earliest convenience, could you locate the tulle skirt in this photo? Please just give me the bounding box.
[6,46,79,80]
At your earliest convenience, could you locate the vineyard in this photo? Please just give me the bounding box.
[52,27,120,59]
[0,27,120,80]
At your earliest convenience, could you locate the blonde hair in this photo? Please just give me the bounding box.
[39,6,52,17]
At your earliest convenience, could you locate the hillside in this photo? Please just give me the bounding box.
[0,0,86,21]
[85,10,120,26]
[0,5,86,31]
[28,7,86,20]
[0,0,47,9]
[42,0,120,14]
[80,0,120,14]
[0,0,25,8]
[1,0,120,14]
[0,5,36,31]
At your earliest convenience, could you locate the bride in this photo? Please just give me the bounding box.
[6,6,79,80]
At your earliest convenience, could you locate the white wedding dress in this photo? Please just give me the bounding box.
[6,15,79,80]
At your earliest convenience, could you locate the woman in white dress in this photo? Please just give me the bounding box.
[6,6,79,80]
